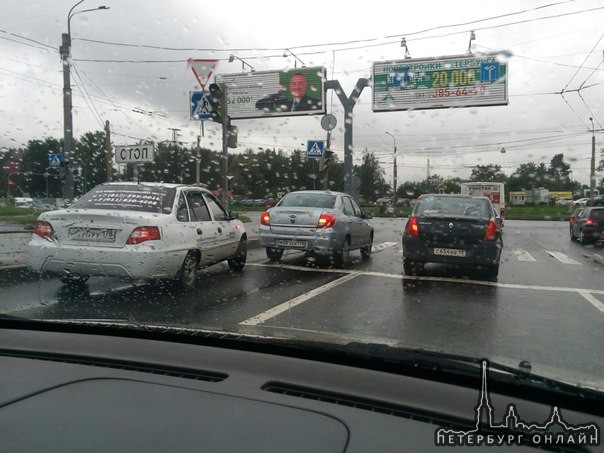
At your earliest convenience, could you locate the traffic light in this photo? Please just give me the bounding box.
[319,150,334,172]
[208,83,225,124]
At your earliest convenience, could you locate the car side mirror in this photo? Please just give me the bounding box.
[229,211,239,220]
[364,212,373,219]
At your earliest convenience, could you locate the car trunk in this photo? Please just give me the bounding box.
[45,210,160,249]
[268,208,325,237]
[417,216,489,246]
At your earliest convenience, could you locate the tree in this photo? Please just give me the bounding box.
[547,153,571,190]
[74,131,107,195]
[355,151,389,202]
[469,164,506,182]
[21,138,62,197]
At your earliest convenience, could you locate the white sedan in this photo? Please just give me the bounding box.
[28,183,247,288]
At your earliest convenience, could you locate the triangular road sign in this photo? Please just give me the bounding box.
[188,59,218,90]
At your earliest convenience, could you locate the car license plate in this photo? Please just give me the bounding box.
[68,227,116,242]
[433,248,466,257]
[277,239,306,248]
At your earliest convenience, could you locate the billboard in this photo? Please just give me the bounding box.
[372,53,508,112]
[216,67,326,119]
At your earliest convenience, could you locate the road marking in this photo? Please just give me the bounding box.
[546,251,581,265]
[578,291,604,312]
[240,272,361,326]
[372,241,398,253]
[512,248,536,262]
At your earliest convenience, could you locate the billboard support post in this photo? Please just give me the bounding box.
[325,78,369,197]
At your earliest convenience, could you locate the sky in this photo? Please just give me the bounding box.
[1,0,603,186]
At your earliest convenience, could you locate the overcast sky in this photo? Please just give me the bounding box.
[1,0,603,185]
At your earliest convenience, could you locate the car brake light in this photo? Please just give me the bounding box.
[127,226,161,244]
[585,219,598,226]
[260,211,270,226]
[317,213,336,228]
[405,217,419,237]
[484,219,497,240]
[33,220,54,239]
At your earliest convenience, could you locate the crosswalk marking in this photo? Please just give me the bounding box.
[546,251,582,265]
[512,248,536,262]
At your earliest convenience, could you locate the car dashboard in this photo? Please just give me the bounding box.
[0,324,602,452]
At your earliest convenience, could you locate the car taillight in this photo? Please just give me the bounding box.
[126,226,161,244]
[570,217,575,224]
[317,213,336,228]
[260,211,270,226]
[405,217,419,237]
[585,219,598,226]
[484,219,497,240]
[33,220,54,239]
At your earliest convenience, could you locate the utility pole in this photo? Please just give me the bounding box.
[589,117,596,204]
[104,120,112,182]
[385,131,397,206]
[60,32,74,201]
[196,135,201,185]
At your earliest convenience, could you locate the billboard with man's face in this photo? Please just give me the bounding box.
[216,67,326,119]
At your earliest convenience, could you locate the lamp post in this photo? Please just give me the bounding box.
[385,131,397,207]
[61,1,109,201]
[228,54,255,72]
[589,117,596,204]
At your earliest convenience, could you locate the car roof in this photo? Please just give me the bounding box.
[99,182,210,191]
[285,190,344,196]
[417,193,491,201]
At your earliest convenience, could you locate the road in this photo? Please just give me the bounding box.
[1,218,603,386]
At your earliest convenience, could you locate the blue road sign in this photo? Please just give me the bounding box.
[48,153,62,168]
[307,140,325,159]
[190,90,213,120]
[481,62,500,82]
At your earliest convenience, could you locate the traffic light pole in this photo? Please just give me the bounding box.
[221,83,229,211]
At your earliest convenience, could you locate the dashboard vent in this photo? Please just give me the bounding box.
[1,350,227,383]
[262,381,462,426]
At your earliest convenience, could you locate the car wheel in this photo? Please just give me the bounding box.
[59,275,89,285]
[570,227,577,241]
[333,237,350,268]
[228,237,247,271]
[177,251,199,289]
[579,230,591,245]
[361,234,373,260]
[266,247,284,262]
[403,259,423,275]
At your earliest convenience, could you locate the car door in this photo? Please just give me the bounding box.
[573,208,587,237]
[341,196,365,248]
[182,190,222,266]
[202,192,238,260]
[349,196,372,248]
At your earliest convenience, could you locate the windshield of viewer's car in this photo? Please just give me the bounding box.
[1,0,603,399]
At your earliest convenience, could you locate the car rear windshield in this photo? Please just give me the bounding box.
[278,193,336,208]
[590,209,604,220]
[416,196,491,218]
[71,185,176,213]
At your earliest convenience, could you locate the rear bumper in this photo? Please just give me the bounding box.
[402,236,502,266]
[259,226,341,254]
[28,238,186,280]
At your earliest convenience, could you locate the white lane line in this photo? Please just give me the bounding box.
[240,272,362,326]
[512,248,536,262]
[578,291,604,313]
[546,251,582,265]
[372,241,398,253]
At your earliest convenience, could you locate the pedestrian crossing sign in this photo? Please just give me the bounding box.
[307,140,325,159]
[190,90,213,120]
[48,153,62,168]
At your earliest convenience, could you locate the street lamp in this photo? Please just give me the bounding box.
[589,117,596,204]
[385,132,397,207]
[228,54,255,72]
[61,1,109,201]
[283,49,306,68]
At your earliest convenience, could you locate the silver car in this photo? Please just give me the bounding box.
[259,190,374,267]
